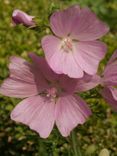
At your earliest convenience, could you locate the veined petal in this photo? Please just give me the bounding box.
[9,56,35,83]
[76,74,101,92]
[11,96,55,138]
[73,41,107,75]
[101,87,117,111]
[55,95,91,137]
[71,7,109,41]
[102,50,117,86]
[0,78,38,98]
[109,87,117,101]
[29,53,78,93]
[42,35,83,78]
[50,5,80,37]
[103,63,117,86]
[106,49,117,65]
[0,56,47,98]
[42,35,60,61]
[29,53,59,82]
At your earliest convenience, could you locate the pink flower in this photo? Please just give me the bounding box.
[12,9,35,27]
[75,50,117,111]
[42,5,109,78]
[0,53,92,138]
[101,50,117,110]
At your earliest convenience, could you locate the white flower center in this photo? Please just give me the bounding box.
[61,37,73,53]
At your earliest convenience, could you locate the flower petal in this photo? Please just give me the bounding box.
[76,74,101,92]
[50,5,80,37]
[9,56,35,83]
[29,53,78,93]
[29,53,59,81]
[101,87,117,111]
[103,63,117,86]
[109,87,117,101]
[59,75,78,94]
[71,7,109,41]
[73,41,107,75]
[0,78,38,98]
[107,49,117,65]
[0,56,47,98]
[55,95,91,137]
[42,35,83,78]
[102,50,117,86]
[11,96,55,138]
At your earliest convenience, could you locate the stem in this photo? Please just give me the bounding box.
[71,130,82,156]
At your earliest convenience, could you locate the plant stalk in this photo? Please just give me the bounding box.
[71,130,82,156]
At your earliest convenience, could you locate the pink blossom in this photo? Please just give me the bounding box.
[42,5,109,78]
[101,50,117,110]
[12,9,35,27]
[0,53,92,138]
[74,50,117,111]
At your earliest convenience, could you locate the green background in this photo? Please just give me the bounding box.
[0,0,117,155]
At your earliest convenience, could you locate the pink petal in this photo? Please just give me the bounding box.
[76,74,101,92]
[9,56,36,83]
[29,53,59,81]
[29,53,78,93]
[102,50,117,86]
[109,87,117,101]
[0,78,38,98]
[107,49,117,65]
[55,95,91,137]
[70,7,109,41]
[50,5,80,37]
[73,41,107,75]
[42,35,83,78]
[103,63,117,86]
[59,75,78,94]
[11,96,55,138]
[0,56,47,98]
[101,87,117,111]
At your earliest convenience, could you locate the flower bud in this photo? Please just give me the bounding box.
[12,9,35,27]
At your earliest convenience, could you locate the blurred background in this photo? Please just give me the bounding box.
[0,0,117,155]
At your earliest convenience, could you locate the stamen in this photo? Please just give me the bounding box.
[46,88,57,99]
[61,37,73,53]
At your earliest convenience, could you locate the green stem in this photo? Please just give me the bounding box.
[71,130,82,156]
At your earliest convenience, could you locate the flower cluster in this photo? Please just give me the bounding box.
[0,5,117,138]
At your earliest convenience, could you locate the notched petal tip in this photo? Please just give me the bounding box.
[55,95,91,137]
[70,7,109,41]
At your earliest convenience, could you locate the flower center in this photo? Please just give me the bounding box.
[40,87,58,103]
[61,37,73,53]
[46,87,57,98]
